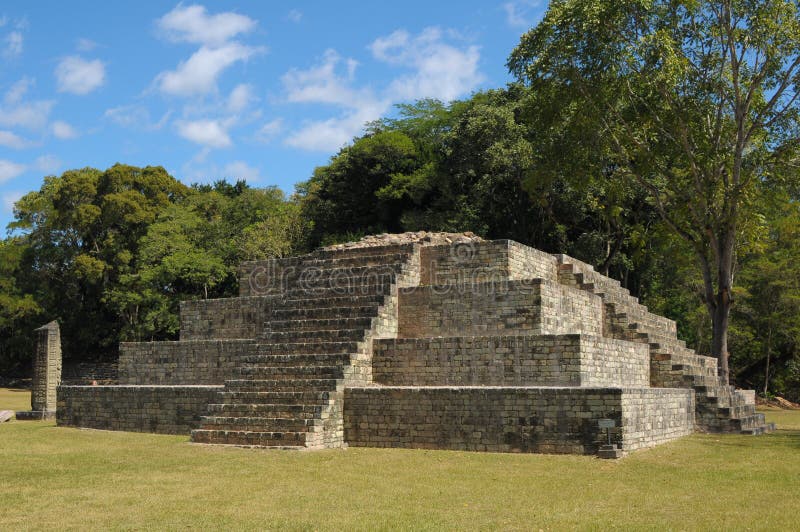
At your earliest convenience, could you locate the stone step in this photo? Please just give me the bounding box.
[697,390,748,409]
[261,328,366,343]
[297,251,413,269]
[271,305,381,320]
[695,384,737,397]
[265,317,374,332]
[199,416,322,432]
[689,375,727,387]
[308,243,415,259]
[275,281,394,299]
[238,365,345,379]
[224,378,341,392]
[241,250,413,280]
[206,403,326,418]
[731,413,771,432]
[715,404,757,419]
[253,341,360,356]
[649,340,690,355]
[191,429,309,447]
[741,422,776,435]
[219,390,337,405]
[671,363,718,377]
[243,352,354,366]
[283,263,406,281]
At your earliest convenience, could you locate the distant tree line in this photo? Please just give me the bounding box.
[2,0,799,400]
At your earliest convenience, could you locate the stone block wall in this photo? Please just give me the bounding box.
[118,340,258,385]
[507,241,558,282]
[344,387,693,454]
[57,385,223,434]
[578,336,650,387]
[397,279,603,338]
[419,241,511,286]
[61,361,118,385]
[180,296,271,340]
[418,240,558,286]
[373,334,649,387]
[621,389,695,451]
[239,243,418,297]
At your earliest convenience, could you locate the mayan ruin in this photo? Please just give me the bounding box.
[55,233,774,457]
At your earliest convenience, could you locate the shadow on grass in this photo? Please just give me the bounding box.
[697,429,800,451]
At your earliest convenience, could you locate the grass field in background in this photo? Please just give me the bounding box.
[0,387,31,412]
[2,388,799,530]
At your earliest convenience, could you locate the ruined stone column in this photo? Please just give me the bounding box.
[16,321,61,420]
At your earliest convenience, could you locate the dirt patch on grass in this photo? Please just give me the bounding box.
[757,396,800,409]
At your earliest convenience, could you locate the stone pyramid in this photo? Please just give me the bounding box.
[58,233,774,456]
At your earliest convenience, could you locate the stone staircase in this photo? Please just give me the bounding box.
[190,245,419,448]
[556,256,774,435]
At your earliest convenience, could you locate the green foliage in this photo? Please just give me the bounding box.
[509,0,800,379]
[730,193,800,399]
[0,165,305,369]
[0,238,42,374]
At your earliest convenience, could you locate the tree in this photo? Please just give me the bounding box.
[10,164,189,358]
[509,0,800,382]
[300,130,424,246]
[0,238,41,374]
[731,192,800,397]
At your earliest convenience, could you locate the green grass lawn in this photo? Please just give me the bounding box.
[2,388,799,531]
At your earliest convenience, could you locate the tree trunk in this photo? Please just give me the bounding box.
[711,297,731,383]
[763,326,773,396]
[712,232,736,384]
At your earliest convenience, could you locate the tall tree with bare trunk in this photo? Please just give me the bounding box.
[509,0,800,382]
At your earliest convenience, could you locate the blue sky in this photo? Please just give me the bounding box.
[0,1,546,231]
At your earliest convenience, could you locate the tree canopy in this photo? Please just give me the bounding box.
[508,0,800,381]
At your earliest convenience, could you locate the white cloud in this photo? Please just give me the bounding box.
[371,28,484,102]
[0,130,31,149]
[156,4,256,47]
[2,191,24,214]
[51,120,78,139]
[227,83,256,113]
[287,10,303,23]
[282,49,366,107]
[502,1,544,28]
[4,77,32,105]
[34,154,61,173]
[104,104,148,128]
[104,105,171,131]
[0,159,26,183]
[155,43,262,96]
[76,38,97,52]
[255,118,284,143]
[4,31,22,58]
[222,160,260,182]
[285,102,389,153]
[282,28,484,152]
[0,84,54,130]
[281,50,390,152]
[176,119,232,148]
[55,56,106,95]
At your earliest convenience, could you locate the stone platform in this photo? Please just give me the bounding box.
[57,235,774,455]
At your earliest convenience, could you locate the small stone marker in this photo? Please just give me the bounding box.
[0,410,14,423]
[598,418,615,430]
[597,418,624,459]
